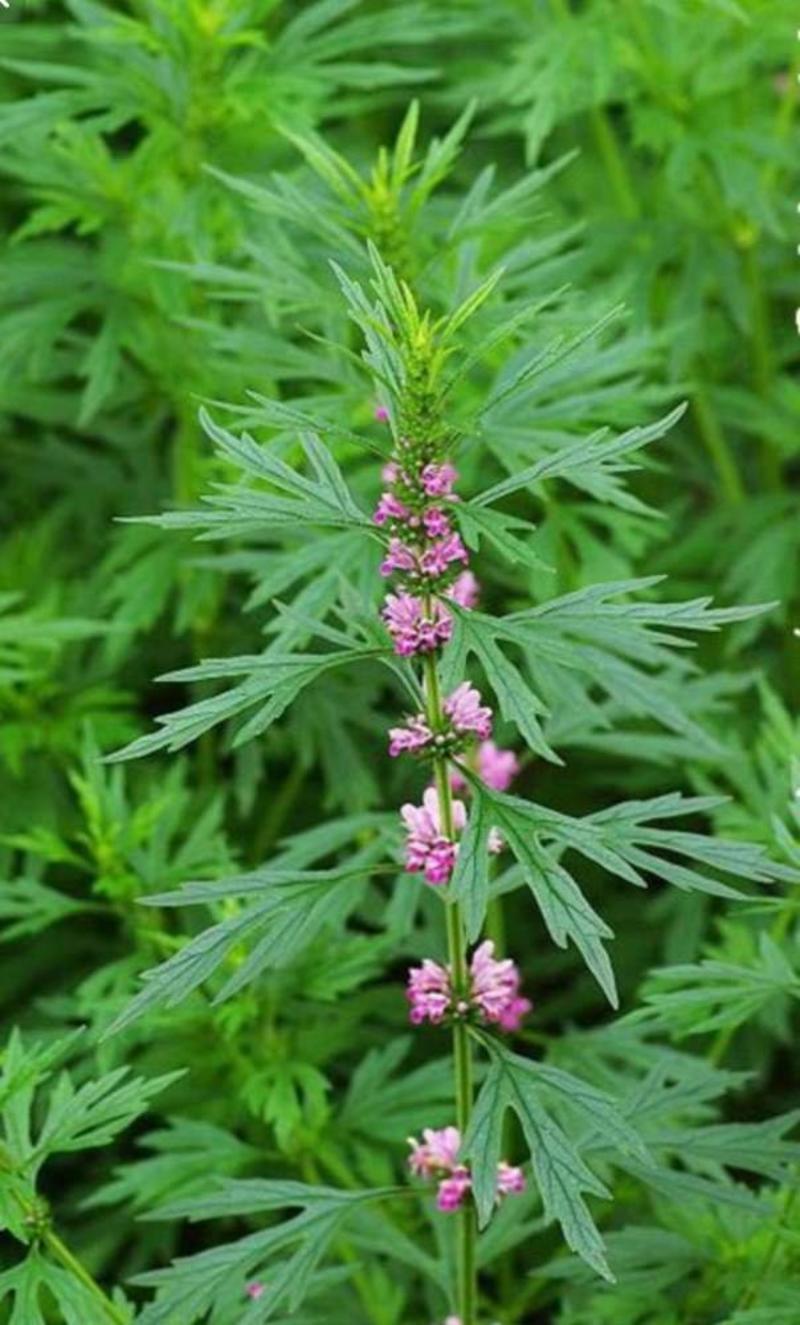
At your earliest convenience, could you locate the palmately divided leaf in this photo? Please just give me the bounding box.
[135,1181,395,1324]
[106,645,386,761]
[105,860,382,1035]
[462,1038,616,1280]
[470,784,794,1001]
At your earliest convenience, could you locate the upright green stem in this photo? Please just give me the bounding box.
[423,649,477,1325]
[44,1229,129,1325]
[692,385,744,506]
[588,107,641,221]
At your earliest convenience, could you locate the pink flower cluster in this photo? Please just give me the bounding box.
[407,940,531,1032]
[399,734,519,886]
[401,787,467,885]
[375,449,473,658]
[408,1126,524,1213]
[382,592,453,656]
[388,681,492,760]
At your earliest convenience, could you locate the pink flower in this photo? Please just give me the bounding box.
[382,593,453,656]
[419,533,469,578]
[469,941,531,1029]
[487,826,504,854]
[374,492,410,526]
[451,740,519,795]
[437,1168,472,1212]
[245,1281,265,1301]
[380,537,418,577]
[423,507,452,538]
[421,462,458,497]
[406,940,530,1031]
[375,404,390,422]
[443,682,492,739]
[401,787,467,885]
[447,570,480,609]
[382,460,400,483]
[407,958,451,1024]
[388,715,433,758]
[478,740,520,792]
[408,1125,524,1213]
[496,1161,526,1197]
[388,685,491,763]
[408,1126,461,1176]
[496,994,533,1034]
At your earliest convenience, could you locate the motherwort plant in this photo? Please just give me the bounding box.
[103,240,798,1325]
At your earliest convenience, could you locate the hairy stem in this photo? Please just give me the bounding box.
[424,650,477,1325]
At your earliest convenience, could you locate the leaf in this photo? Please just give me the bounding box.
[0,1250,133,1325]
[457,503,547,570]
[106,861,380,1035]
[0,879,88,941]
[474,405,687,510]
[481,305,625,418]
[135,1181,395,1324]
[107,646,383,761]
[462,1039,617,1279]
[470,784,795,1002]
[449,782,492,940]
[443,607,560,763]
[135,410,372,540]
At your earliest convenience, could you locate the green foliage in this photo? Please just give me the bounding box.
[1,1,798,1321]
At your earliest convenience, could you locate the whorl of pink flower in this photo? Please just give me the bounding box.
[437,1168,472,1212]
[374,404,390,422]
[245,1281,265,1300]
[388,715,433,758]
[496,993,533,1033]
[421,461,458,497]
[478,740,520,792]
[408,1126,461,1177]
[447,570,480,609]
[408,1125,524,1213]
[382,593,453,656]
[401,786,467,885]
[373,491,410,526]
[419,532,469,578]
[443,682,492,739]
[407,958,451,1024]
[496,1161,526,1197]
[406,941,530,1031]
[470,940,531,1029]
[380,537,418,577]
[423,507,452,538]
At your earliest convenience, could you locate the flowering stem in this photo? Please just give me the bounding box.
[423,648,477,1325]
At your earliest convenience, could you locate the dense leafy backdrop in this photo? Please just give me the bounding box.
[0,2,797,1323]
